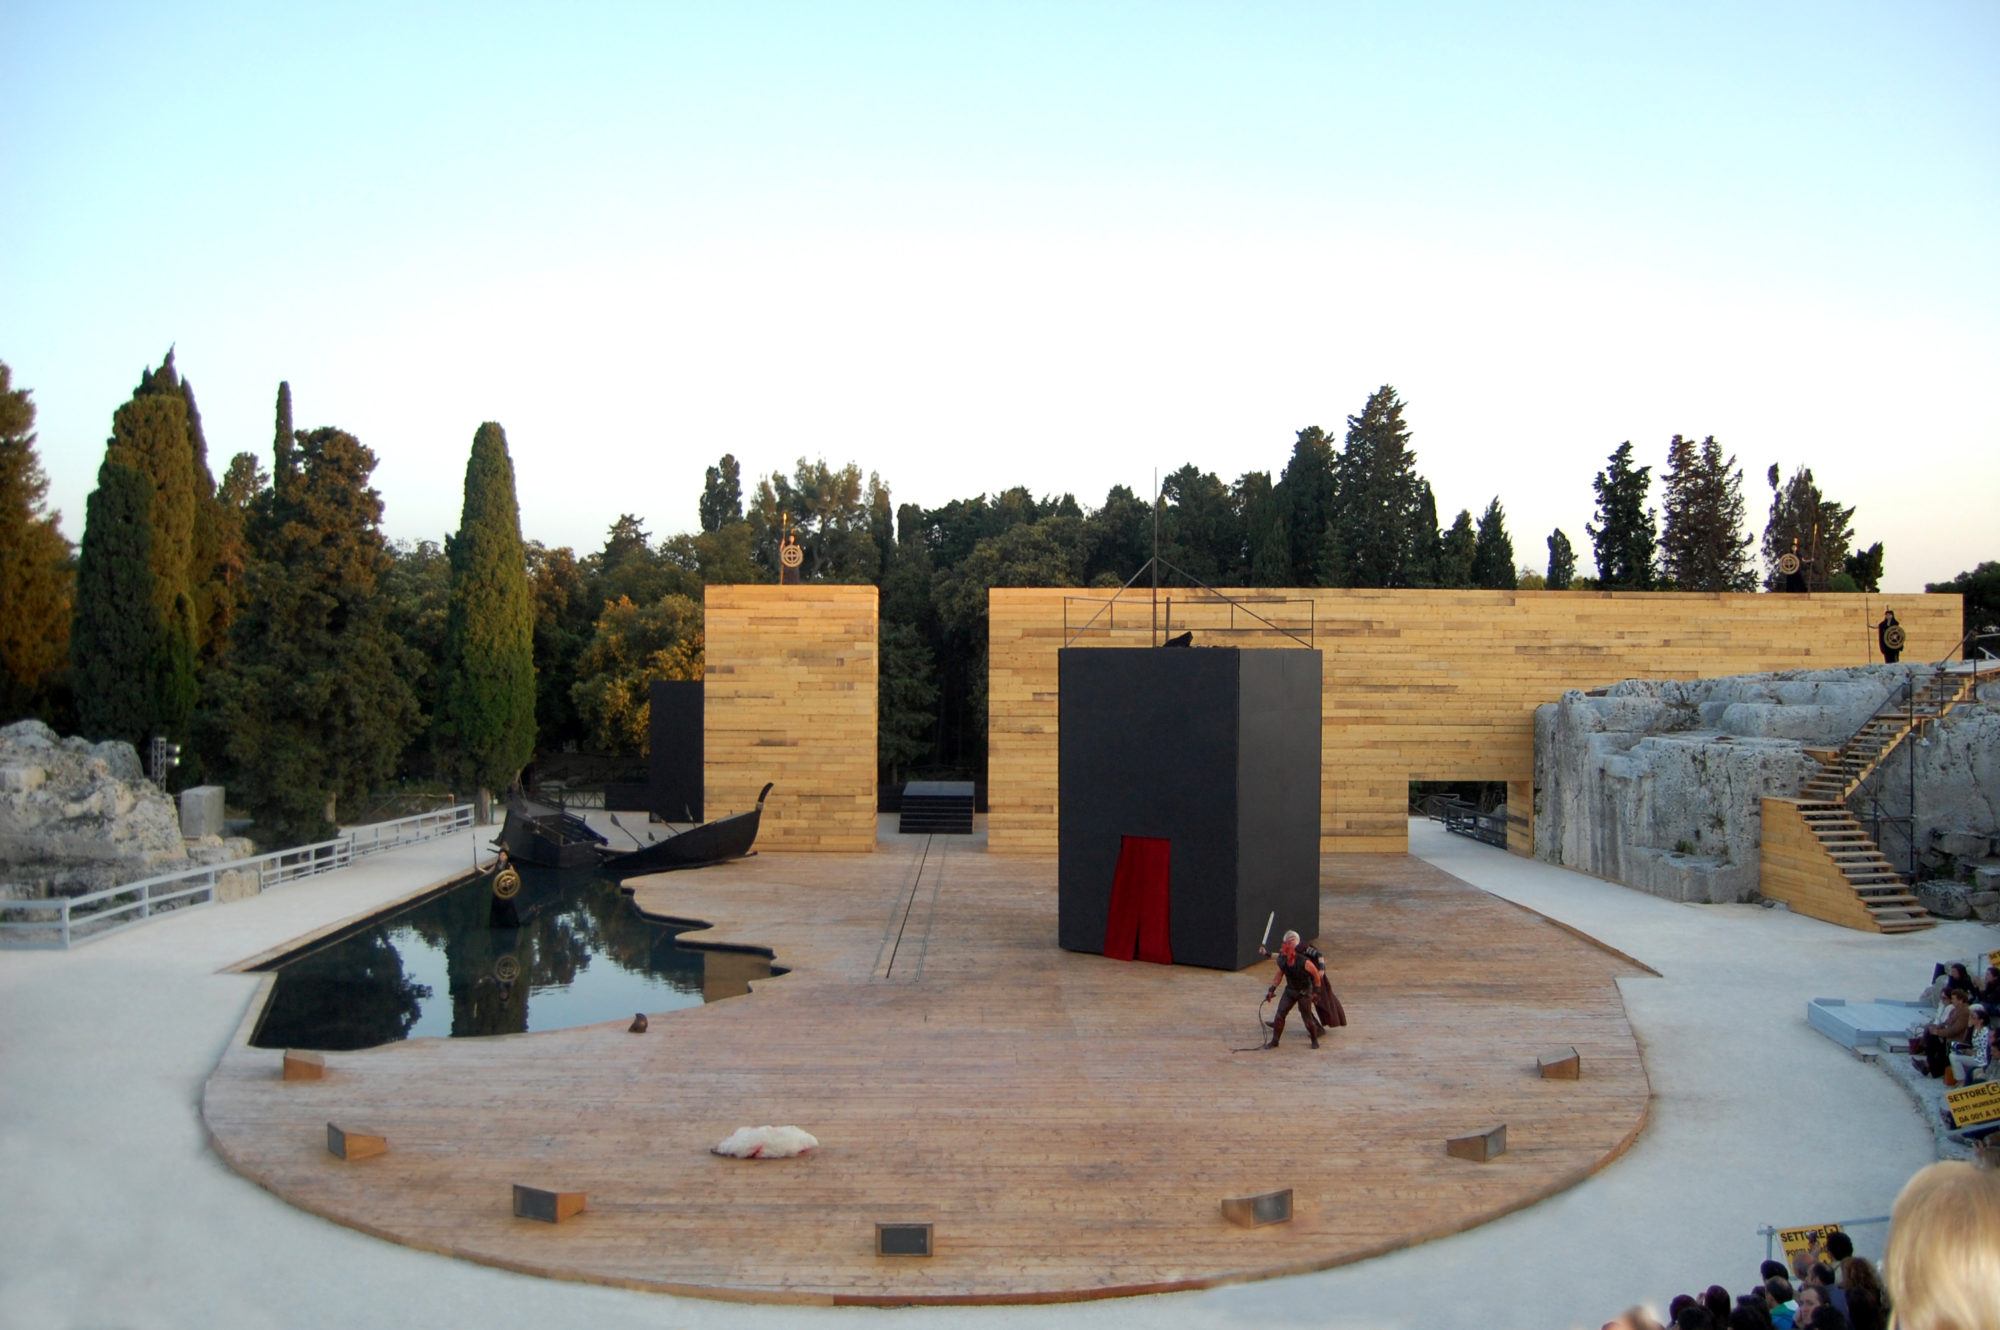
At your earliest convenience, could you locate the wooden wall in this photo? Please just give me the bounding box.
[1758,798,1882,932]
[704,585,878,853]
[989,588,1963,857]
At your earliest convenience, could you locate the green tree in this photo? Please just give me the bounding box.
[1278,426,1338,585]
[570,594,704,756]
[1761,465,1855,592]
[1471,497,1517,590]
[1926,562,2000,651]
[0,361,73,722]
[525,541,592,750]
[1331,386,1424,588]
[1158,464,1237,583]
[1237,472,1289,588]
[1658,435,1756,591]
[878,621,939,783]
[749,458,882,583]
[1586,442,1657,590]
[699,454,743,532]
[379,540,452,773]
[69,457,163,745]
[1080,484,1153,585]
[211,427,421,847]
[134,350,233,659]
[1405,480,1441,588]
[1843,542,1885,593]
[1546,528,1576,590]
[435,423,536,806]
[106,391,200,725]
[1437,509,1476,588]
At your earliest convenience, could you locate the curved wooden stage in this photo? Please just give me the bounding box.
[202,836,1652,1304]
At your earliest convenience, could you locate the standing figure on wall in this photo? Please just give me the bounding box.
[1780,538,1810,594]
[1260,931,1325,1050]
[1877,609,1905,664]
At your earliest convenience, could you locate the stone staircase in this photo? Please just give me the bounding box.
[1798,668,1982,803]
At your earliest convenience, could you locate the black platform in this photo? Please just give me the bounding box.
[899,781,976,834]
[1057,647,1322,971]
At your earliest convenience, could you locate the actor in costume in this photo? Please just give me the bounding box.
[1877,609,1903,663]
[1261,930,1325,1049]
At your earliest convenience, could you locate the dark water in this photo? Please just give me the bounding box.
[251,863,778,1051]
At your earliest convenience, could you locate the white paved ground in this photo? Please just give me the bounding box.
[3,823,1994,1330]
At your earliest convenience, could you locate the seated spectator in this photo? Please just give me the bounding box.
[1804,1307,1848,1330]
[1883,1161,2000,1330]
[1913,990,1972,1078]
[1979,963,2000,1007]
[1804,1261,1847,1318]
[1944,962,1976,998]
[1947,1003,1993,1085]
[1731,1295,1774,1330]
[1703,1285,1733,1327]
[1764,1276,1799,1329]
[1823,1232,1853,1265]
[1836,1256,1886,1330]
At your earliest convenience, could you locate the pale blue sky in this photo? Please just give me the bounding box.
[5,2,1995,590]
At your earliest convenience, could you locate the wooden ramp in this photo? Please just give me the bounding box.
[202,839,1652,1305]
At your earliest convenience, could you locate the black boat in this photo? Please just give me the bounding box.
[495,796,608,869]
[596,783,772,880]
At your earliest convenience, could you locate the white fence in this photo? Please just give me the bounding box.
[0,805,474,950]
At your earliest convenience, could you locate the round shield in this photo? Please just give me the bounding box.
[780,540,804,569]
[1884,623,1907,651]
[1778,552,1801,576]
[494,954,520,983]
[492,866,521,900]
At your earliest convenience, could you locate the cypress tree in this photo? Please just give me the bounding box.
[0,361,74,721]
[1404,480,1441,588]
[1586,442,1657,590]
[1332,386,1422,588]
[1278,426,1337,585]
[435,422,536,807]
[272,381,295,493]
[70,457,162,745]
[1659,435,1756,592]
[1439,509,1476,588]
[1471,497,1517,590]
[213,427,420,847]
[1761,464,1854,592]
[105,392,200,735]
[1546,529,1576,590]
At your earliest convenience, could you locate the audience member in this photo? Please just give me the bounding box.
[1803,1261,1846,1318]
[1913,990,1971,1078]
[1835,1257,1885,1330]
[1979,963,2000,1007]
[1822,1232,1853,1265]
[1883,1160,2000,1330]
[1804,1307,1848,1330]
[1763,1276,1798,1330]
[1675,1305,1715,1330]
[1947,1003,1993,1085]
[1943,962,1975,998]
[1730,1295,1774,1330]
[1703,1285,1733,1327]
[1670,1294,1697,1324]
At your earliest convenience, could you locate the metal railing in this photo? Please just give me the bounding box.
[0,805,473,951]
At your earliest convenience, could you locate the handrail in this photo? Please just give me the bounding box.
[0,805,474,950]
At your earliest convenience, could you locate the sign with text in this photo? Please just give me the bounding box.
[1946,1080,2000,1129]
[1777,1225,1843,1266]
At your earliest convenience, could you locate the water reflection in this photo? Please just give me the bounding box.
[251,863,776,1050]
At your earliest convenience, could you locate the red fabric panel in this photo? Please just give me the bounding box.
[1103,836,1172,965]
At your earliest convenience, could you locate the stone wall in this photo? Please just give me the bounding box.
[0,720,190,899]
[1533,666,2000,905]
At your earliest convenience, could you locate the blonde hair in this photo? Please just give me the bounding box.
[1884,1161,2000,1330]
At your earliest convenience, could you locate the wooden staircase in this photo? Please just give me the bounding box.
[1757,667,1986,934]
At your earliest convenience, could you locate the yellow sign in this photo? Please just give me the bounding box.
[1946,1080,2000,1129]
[1777,1225,1843,1266]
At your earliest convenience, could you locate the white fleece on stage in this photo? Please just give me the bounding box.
[712,1125,819,1158]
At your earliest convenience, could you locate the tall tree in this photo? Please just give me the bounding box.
[1278,426,1338,585]
[1927,563,2000,649]
[525,541,593,751]
[1658,435,1756,591]
[211,427,421,847]
[1586,442,1657,590]
[1331,386,1423,588]
[570,594,703,756]
[1404,480,1441,588]
[0,361,73,722]
[1470,497,1517,589]
[1158,464,1237,583]
[135,350,232,658]
[699,454,743,532]
[1438,509,1476,588]
[1546,528,1576,591]
[1237,471,1290,588]
[435,423,536,810]
[1761,465,1855,593]
[748,458,881,583]
[878,621,939,785]
[1843,542,1885,593]
[69,457,163,745]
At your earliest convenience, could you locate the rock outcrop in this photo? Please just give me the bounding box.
[1533,664,1998,906]
[0,720,191,899]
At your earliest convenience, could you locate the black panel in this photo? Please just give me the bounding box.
[1058,649,1240,969]
[647,680,703,821]
[1235,649,1322,967]
[1058,647,1322,972]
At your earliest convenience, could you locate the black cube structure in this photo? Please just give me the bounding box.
[1058,647,1322,971]
[647,680,703,821]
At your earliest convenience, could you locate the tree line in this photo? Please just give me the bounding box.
[4,354,1990,851]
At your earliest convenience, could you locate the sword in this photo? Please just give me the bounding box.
[1260,912,1275,950]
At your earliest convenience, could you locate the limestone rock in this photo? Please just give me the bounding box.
[1533,664,1999,906]
[1915,880,1972,921]
[178,785,225,840]
[0,720,190,900]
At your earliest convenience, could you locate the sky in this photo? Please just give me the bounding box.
[4,2,1995,592]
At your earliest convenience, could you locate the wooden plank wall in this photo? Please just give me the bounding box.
[1758,797,1881,932]
[990,588,1963,857]
[704,585,878,853]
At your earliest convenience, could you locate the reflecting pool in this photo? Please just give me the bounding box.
[250,862,777,1050]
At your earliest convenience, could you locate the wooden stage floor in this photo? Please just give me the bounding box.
[203,837,1652,1305]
